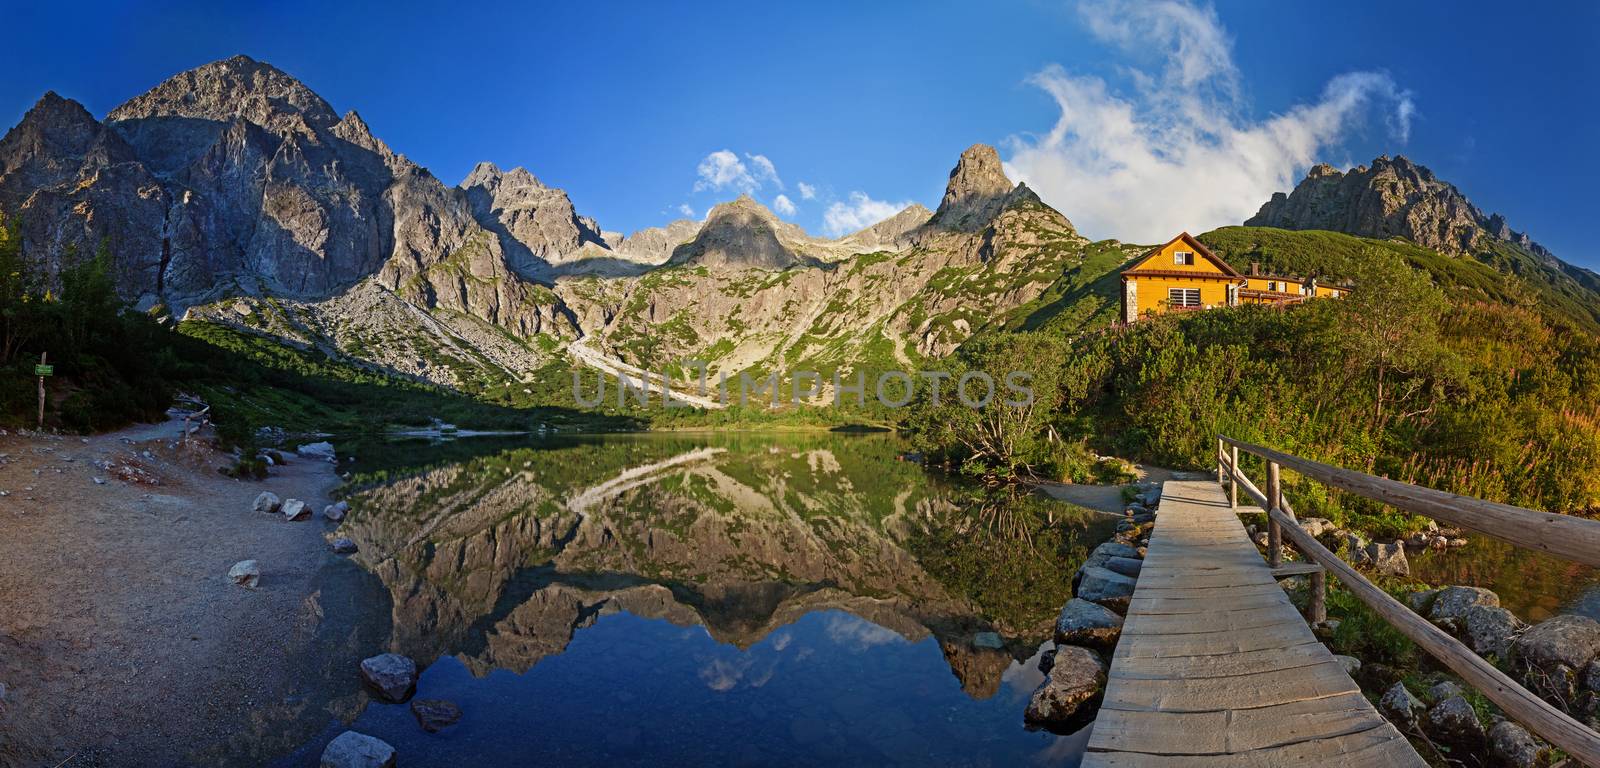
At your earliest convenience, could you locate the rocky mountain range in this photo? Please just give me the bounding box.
[4,55,1596,396]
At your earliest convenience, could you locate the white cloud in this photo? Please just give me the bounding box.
[693,149,783,194]
[823,191,914,237]
[1004,0,1415,243]
[677,203,696,218]
[796,182,817,200]
[772,194,796,217]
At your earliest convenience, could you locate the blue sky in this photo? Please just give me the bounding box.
[3,1,1596,262]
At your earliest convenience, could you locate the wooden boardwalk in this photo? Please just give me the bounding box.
[1082,480,1426,766]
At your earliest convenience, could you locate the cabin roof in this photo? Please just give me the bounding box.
[1123,232,1243,278]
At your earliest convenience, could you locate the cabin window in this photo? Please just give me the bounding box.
[1173,251,1195,266]
[1267,281,1279,292]
[1168,288,1201,308]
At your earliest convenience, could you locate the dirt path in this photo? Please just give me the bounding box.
[0,421,389,767]
[1033,464,1180,514]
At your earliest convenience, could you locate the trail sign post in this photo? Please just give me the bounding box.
[36,352,48,429]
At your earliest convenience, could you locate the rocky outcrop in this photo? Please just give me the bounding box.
[358,653,417,703]
[1053,598,1123,649]
[1511,614,1600,703]
[1247,155,1600,305]
[667,195,818,270]
[926,144,1018,232]
[1024,646,1105,729]
[460,162,605,273]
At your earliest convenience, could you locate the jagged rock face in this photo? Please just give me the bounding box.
[1248,156,1542,259]
[836,203,932,252]
[928,144,1017,232]
[611,219,702,263]
[460,162,605,272]
[668,195,816,270]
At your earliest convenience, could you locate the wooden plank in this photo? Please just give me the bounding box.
[1112,622,1315,656]
[1121,604,1306,636]
[1126,590,1290,615]
[1109,641,1334,680]
[1086,691,1388,755]
[1082,723,1424,767]
[1269,561,1325,578]
[1101,659,1360,712]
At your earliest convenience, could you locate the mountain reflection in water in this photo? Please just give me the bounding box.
[291,432,1116,766]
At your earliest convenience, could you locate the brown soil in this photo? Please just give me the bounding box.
[0,421,389,767]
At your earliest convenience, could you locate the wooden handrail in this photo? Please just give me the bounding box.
[1215,436,1600,764]
[1219,435,1600,568]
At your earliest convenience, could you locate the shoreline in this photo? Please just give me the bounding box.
[0,421,387,767]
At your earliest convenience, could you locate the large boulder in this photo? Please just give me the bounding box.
[410,698,463,733]
[281,498,309,521]
[1462,604,1523,658]
[227,559,260,588]
[1428,586,1500,621]
[1081,541,1140,573]
[1105,556,1142,578]
[330,537,359,555]
[1378,682,1424,730]
[1425,695,1486,751]
[1511,615,1600,703]
[359,653,418,702]
[1074,566,1137,611]
[320,731,396,768]
[1024,646,1105,729]
[297,441,337,462]
[1364,541,1409,577]
[1488,720,1550,768]
[251,492,281,514]
[1054,598,1124,649]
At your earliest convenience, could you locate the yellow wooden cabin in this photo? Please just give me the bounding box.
[1120,233,1348,323]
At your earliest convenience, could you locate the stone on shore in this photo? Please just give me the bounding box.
[359,653,418,703]
[1342,532,1371,565]
[282,499,309,521]
[1364,541,1409,577]
[1024,646,1105,729]
[297,441,337,462]
[228,559,260,588]
[1105,556,1142,578]
[1425,695,1486,751]
[1054,598,1124,649]
[1074,566,1136,611]
[1332,655,1361,677]
[1427,681,1462,703]
[320,731,396,768]
[1488,720,1549,768]
[1428,586,1499,621]
[324,500,350,521]
[331,537,358,555]
[251,492,281,514]
[1511,614,1600,702]
[1378,682,1423,730]
[410,698,462,733]
[1462,604,1523,658]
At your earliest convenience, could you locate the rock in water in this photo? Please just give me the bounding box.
[282,499,309,521]
[1364,541,1409,577]
[1378,682,1423,730]
[1427,586,1499,621]
[1024,646,1105,729]
[228,560,260,588]
[320,731,396,768]
[410,699,462,733]
[252,492,281,514]
[1488,720,1549,768]
[297,441,337,462]
[1511,614,1600,702]
[323,500,349,521]
[1425,695,1486,751]
[359,653,417,702]
[330,537,358,555]
[1054,598,1124,649]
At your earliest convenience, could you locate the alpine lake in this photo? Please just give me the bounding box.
[263,430,1599,767]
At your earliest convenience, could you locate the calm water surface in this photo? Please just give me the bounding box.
[276,432,1114,767]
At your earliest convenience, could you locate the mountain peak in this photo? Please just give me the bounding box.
[107,55,339,135]
[929,143,1016,232]
[670,195,807,270]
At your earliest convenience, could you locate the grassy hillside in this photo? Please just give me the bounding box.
[913,226,1600,532]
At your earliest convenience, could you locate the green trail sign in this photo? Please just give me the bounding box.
[34,364,52,377]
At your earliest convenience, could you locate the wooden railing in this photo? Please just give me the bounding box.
[1216,435,1600,765]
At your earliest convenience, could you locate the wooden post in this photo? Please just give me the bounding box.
[1229,445,1239,509]
[36,351,46,430]
[1309,568,1327,624]
[1267,460,1283,568]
